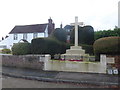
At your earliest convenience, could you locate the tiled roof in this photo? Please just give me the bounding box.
[64,25,74,30]
[9,24,47,34]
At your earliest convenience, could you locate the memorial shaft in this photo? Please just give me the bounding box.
[75,16,78,46]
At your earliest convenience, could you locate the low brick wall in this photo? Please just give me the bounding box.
[1,54,50,70]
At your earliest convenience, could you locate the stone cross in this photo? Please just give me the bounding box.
[118,1,120,28]
[75,16,78,46]
[71,16,83,46]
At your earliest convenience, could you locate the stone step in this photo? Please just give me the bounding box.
[61,54,89,60]
[70,46,82,49]
[66,49,85,55]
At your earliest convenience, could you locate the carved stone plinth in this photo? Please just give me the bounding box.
[61,46,89,61]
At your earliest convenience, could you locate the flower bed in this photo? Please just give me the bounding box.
[68,59,83,62]
[59,59,83,62]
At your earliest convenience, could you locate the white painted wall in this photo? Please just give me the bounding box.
[0,25,49,50]
[0,33,45,49]
[44,54,107,74]
[0,33,47,50]
[0,34,13,49]
[44,60,107,74]
[44,25,48,37]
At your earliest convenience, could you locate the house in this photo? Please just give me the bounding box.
[64,22,85,43]
[64,25,74,43]
[0,18,55,50]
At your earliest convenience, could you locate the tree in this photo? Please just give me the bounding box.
[70,25,94,45]
[50,28,67,42]
[82,26,94,45]
[94,28,120,40]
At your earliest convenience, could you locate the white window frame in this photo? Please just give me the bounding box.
[23,33,27,40]
[33,33,38,38]
[14,34,18,40]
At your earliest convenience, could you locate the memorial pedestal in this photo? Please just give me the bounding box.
[61,17,89,61]
[61,46,89,61]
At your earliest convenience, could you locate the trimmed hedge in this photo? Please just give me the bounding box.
[80,44,94,55]
[31,38,69,58]
[50,28,67,42]
[12,42,31,55]
[1,49,11,54]
[70,26,94,45]
[93,36,120,54]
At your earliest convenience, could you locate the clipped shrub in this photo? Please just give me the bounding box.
[12,42,31,55]
[50,28,67,42]
[31,38,46,54]
[80,44,94,55]
[44,38,62,56]
[2,49,11,54]
[93,36,120,61]
[93,36,120,54]
[31,38,69,58]
[70,25,94,45]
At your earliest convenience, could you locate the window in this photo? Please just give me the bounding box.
[33,33,38,38]
[23,33,27,40]
[14,34,18,40]
[0,45,7,49]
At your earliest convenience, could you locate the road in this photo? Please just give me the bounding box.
[1,75,110,88]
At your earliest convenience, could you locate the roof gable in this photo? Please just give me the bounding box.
[9,24,47,34]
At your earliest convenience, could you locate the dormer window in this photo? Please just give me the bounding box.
[14,34,18,40]
[23,33,27,40]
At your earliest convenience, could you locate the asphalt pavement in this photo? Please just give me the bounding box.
[2,66,119,87]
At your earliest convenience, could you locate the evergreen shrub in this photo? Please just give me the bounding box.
[80,44,94,55]
[93,36,120,61]
[93,36,120,54]
[31,38,69,58]
[12,42,31,55]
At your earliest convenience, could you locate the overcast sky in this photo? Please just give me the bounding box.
[0,0,119,39]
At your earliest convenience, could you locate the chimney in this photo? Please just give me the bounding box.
[48,17,52,24]
[48,17,55,35]
[60,23,63,29]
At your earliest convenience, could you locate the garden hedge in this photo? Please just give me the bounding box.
[12,42,31,55]
[80,44,94,55]
[70,25,94,45]
[50,28,67,42]
[31,38,69,58]
[93,36,120,55]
